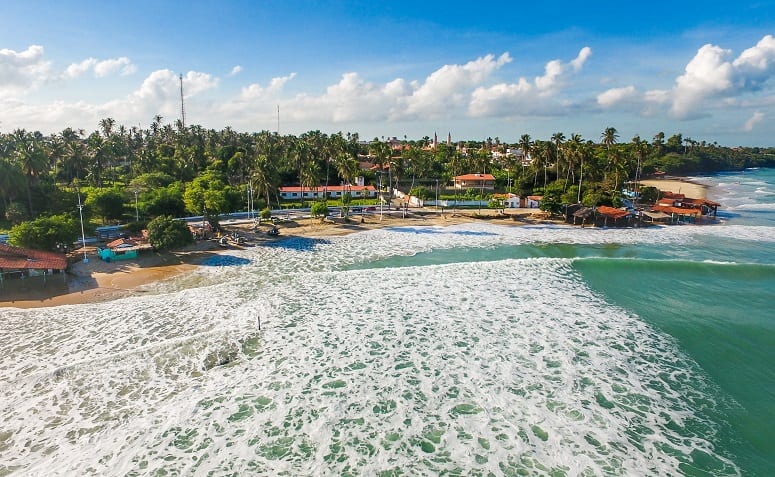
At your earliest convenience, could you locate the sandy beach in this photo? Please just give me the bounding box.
[1,209,543,309]
[639,178,707,199]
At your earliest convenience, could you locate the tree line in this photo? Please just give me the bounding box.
[1,116,774,249]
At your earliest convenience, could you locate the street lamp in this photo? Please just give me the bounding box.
[133,187,139,222]
[435,179,439,213]
[77,192,88,263]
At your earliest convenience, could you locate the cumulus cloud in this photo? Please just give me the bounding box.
[596,85,637,107]
[598,35,775,120]
[732,34,775,90]
[223,53,517,124]
[468,47,592,117]
[744,110,764,131]
[229,65,242,76]
[64,56,136,78]
[535,47,591,95]
[669,44,734,118]
[103,69,219,120]
[404,53,512,117]
[0,45,51,95]
[240,72,296,100]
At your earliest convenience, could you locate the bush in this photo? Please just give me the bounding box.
[260,208,272,220]
[146,215,194,251]
[310,201,329,219]
[9,214,79,251]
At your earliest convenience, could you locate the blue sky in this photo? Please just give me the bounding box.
[1,0,774,145]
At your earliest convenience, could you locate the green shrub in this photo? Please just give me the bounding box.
[146,215,194,251]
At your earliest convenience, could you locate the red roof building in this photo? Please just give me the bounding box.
[453,173,496,190]
[0,243,69,283]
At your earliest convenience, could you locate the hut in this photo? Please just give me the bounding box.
[594,206,632,227]
[97,238,149,262]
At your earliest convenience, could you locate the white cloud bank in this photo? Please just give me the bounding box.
[744,110,764,131]
[64,56,136,79]
[0,45,51,96]
[598,35,775,120]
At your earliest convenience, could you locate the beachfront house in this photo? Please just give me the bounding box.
[278,185,377,200]
[526,195,543,208]
[492,193,521,208]
[453,173,495,190]
[0,243,68,286]
[97,238,150,262]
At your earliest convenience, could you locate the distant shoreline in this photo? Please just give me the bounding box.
[0,211,536,309]
[0,177,714,309]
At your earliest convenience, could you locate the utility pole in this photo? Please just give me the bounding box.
[77,192,88,263]
[134,187,139,222]
[179,73,186,128]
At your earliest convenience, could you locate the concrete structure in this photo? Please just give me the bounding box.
[0,243,68,285]
[278,185,377,200]
[453,173,496,190]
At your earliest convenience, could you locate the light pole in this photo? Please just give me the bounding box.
[77,192,88,263]
[435,179,439,213]
[133,187,139,222]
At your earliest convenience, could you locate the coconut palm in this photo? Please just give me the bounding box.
[12,129,49,215]
[551,132,565,185]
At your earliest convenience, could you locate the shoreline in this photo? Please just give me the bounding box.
[639,178,707,199]
[0,210,538,309]
[0,175,714,310]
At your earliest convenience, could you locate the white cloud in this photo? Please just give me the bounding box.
[669,44,734,118]
[240,72,296,100]
[596,85,637,107]
[229,65,242,76]
[732,34,775,89]
[597,35,775,121]
[65,56,136,79]
[468,47,592,117]
[223,53,515,124]
[535,47,592,95]
[102,69,219,121]
[0,45,51,96]
[744,110,764,131]
[404,53,512,117]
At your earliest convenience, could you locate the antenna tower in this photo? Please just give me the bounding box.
[179,73,186,128]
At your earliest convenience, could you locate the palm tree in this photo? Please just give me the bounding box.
[631,136,648,196]
[12,129,49,215]
[551,132,565,186]
[565,133,583,192]
[601,127,619,185]
[601,127,618,150]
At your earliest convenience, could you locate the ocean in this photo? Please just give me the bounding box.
[1,168,773,476]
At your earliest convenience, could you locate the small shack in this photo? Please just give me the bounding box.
[97,238,147,262]
[595,206,632,227]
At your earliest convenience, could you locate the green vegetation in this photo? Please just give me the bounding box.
[9,214,80,251]
[310,201,329,220]
[1,119,773,250]
[146,216,194,251]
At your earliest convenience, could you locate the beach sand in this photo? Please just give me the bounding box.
[1,209,540,309]
[639,178,707,199]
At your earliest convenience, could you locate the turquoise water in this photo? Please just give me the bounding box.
[346,168,775,476]
[1,168,772,475]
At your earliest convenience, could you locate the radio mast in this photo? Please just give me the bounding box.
[179,73,186,128]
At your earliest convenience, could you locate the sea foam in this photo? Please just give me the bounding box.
[0,223,746,475]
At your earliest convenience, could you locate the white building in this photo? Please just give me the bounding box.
[278,185,377,200]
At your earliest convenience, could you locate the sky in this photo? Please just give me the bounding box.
[1,0,774,146]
